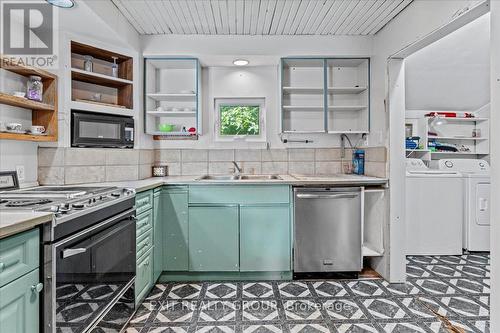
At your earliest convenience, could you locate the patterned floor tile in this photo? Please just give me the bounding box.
[362,298,410,319]
[195,325,235,333]
[278,282,311,298]
[283,300,322,320]
[313,281,348,297]
[345,280,386,297]
[205,283,237,299]
[380,322,426,333]
[407,255,441,265]
[398,296,449,318]
[154,300,196,323]
[406,265,431,279]
[130,302,156,324]
[167,284,202,299]
[198,301,237,322]
[242,300,280,321]
[242,324,283,333]
[463,254,490,265]
[148,327,189,333]
[125,327,143,333]
[439,296,489,318]
[423,320,476,333]
[288,323,330,333]
[322,299,367,320]
[435,255,468,265]
[380,280,419,296]
[447,278,490,294]
[469,319,490,333]
[243,283,274,298]
[412,279,459,295]
[423,265,462,278]
[146,285,168,301]
[80,284,119,300]
[335,323,379,333]
[56,284,85,300]
[455,265,490,278]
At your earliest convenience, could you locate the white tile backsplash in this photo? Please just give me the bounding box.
[38,147,386,184]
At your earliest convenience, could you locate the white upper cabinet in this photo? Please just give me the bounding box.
[280,57,370,134]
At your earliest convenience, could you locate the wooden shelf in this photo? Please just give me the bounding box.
[147,93,196,102]
[0,132,57,142]
[283,105,367,111]
[70,100,134,116]
[426,117,489,122]
[71,68,132,88]
[328,130,369,134]
[431,151,488,155]
[1,55,58,142]
[282,105,324,111]
[0,92,54,111]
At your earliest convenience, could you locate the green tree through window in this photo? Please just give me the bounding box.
[219,105,260,136]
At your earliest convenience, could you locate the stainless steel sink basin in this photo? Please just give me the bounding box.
[196,174,282,181]
[239,175,282,180]
[196,175,240,180]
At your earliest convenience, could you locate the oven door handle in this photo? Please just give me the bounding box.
[61,217,136,259]
[62,247,87,258]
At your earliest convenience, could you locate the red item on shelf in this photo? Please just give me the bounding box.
[188,127,196,133]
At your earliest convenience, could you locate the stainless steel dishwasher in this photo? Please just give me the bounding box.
[294,187,362,274]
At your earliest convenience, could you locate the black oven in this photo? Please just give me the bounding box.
[71,111,134,148]
[44,206,136,333]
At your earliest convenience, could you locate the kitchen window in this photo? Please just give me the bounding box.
[214,98,266,141]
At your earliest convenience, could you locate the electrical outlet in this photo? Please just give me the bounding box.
[16,165,25,181]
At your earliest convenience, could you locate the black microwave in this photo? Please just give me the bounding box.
[71,111,134,148]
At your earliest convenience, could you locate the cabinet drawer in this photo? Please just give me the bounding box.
[135,249,153,304]
[136,229,153,261]
[136,190,153,215]
[136,210,153,238]
[0,229,39,288]
[0,269,41,333]
[189,185,290,204]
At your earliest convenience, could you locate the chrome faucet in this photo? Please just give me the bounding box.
[232,161,242,175]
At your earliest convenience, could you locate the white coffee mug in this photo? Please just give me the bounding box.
[6,123,22,131]
[31,125,45,134]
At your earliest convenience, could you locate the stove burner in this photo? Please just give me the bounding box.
[6,199,52,207]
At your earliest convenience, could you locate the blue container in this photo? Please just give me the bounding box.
[352,149,365,175]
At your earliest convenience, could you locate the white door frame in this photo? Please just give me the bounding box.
[386,1,490,283]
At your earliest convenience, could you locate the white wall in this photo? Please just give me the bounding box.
[405,13,490,110]
[372,0,484,282]
[141,34,383,149]
[0,0,142,185]
[489,1,500,331]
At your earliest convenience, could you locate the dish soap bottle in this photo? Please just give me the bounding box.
[352,149,365,175]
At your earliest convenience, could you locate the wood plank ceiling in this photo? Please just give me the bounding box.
[111,0,413,35]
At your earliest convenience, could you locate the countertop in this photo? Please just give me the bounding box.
[100,174,388,193]
[0,174,387,239]
[0,211,52,239]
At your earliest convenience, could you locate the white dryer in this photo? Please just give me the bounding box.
[438,159,490,252]
[406,158,464,255]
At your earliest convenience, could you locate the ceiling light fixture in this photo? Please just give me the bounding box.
[45,0,75,8]
[233,59,249,66]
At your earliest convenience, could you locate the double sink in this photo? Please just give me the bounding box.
[196,174,282,181]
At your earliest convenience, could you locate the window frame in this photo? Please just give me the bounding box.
[214,97,266,142]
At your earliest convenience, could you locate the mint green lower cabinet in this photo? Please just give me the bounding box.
[163,190,189,271]
[240,205,291,272]
[189,206,239,272]
[153,189,163,281]
[0,268,40,333]
[135,249,153,304]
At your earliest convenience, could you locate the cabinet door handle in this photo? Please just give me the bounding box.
[31,283,44,293]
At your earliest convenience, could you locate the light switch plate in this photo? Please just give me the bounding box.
[15,165,25,181]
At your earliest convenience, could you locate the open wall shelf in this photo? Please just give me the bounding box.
[144,58,201,138]
[0,55,58,141]
[405,115,490,160]
[280,57,370,134]
[70,41,134,111]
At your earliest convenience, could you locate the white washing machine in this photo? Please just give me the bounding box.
[438,159,490,252]
[406,158,464,255]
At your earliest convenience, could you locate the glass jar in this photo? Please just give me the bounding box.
[26,75,43,102]
[83,55,93,72]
